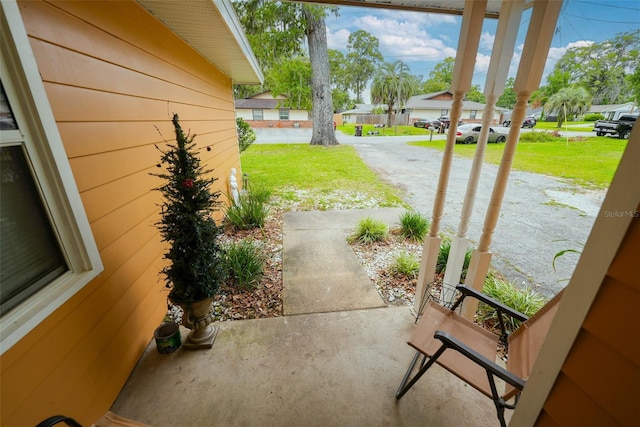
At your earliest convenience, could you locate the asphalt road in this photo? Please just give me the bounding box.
[255,127,607,296]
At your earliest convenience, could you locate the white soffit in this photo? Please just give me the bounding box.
[297,0,535,18]
[137,0,263,84]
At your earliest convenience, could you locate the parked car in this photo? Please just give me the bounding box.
[503,116,536,128]
[413,118,441,129]
[454,124,507,144]
[438,116,463,128]
[593,113,637,139]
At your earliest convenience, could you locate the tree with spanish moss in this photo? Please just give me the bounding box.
[234,1,338,146]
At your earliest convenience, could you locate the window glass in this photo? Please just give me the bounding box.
[1,147,68,313]
[470,110,477,119]
[0,83,17,130]
[252,109,263,121]
[0,83,68,314]
[279,109,289,120]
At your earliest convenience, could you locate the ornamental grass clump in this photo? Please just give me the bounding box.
[153,114,227,303]
[399,210,430,242]
[225,185,271,230]
[476,275,547,333]
[390,250,420,278]
[348,216,388,244]
[222,240,265,291]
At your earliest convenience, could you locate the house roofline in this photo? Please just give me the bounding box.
[137,0,263,84]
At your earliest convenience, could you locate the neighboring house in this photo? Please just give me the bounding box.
[406,91,500,124]
[235,91,311,128]
[589,102,637,120]
[0,1,261,425]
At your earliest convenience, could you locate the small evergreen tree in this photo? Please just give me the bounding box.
[153,114,226,302]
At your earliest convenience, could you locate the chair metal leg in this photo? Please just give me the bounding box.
[36,416,82,427]
[396,345,447,399]
[396,351,421,397]
[486,370,508,427]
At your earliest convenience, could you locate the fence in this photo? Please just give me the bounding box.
[353,113,410,126]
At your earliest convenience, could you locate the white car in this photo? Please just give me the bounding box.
[454,124,507,144]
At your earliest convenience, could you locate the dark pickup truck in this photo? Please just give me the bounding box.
[593,113,637,139]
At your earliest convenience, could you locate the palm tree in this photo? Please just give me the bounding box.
[544,86,592,128]
[371,61,414,127]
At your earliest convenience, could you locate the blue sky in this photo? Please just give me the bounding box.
[325,0,640,101]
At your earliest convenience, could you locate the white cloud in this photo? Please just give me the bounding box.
[327,27,351,49]
[546,40,594,64]
[479,32,495,50]
[349,14,458,62]
[474,53,492,75]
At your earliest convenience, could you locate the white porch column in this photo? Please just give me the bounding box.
[442,0,525,306]
[414,0,486,314]
[462,0,563,320]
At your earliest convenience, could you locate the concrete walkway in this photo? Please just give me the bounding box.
[283,208,403,315]
[110,208,507,426]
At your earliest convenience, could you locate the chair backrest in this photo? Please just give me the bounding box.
[504,289,564,399]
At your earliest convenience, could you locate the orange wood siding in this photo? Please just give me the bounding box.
[537,212,640,426]
[1,1,242,425]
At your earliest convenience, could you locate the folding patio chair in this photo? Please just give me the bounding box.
[36,412,151,427]
[396,284,563,427]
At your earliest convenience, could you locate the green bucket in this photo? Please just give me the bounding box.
[154,322,181,354]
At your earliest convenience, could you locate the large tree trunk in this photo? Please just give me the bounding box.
[304,8,339,146]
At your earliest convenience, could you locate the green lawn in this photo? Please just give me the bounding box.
[240,144,404,208]
[533,120,594,131]
[408,137,627,188]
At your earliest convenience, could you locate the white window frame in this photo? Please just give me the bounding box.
[279,109,289,120]
[0,1,103,354]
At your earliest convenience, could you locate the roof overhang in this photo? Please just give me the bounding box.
[136,0,263,85]
[295,0,534,19]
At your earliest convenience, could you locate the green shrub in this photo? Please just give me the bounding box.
[390,251,420,277]
[223,240,265,290]
[476,275,547,332]
[519,131,561,143]
[436,237,472,279]
[435,237,450,273]
[348,216,388,244]
[583,113,604,122]
[399,210,430,242]
[225,186,271,230]
[236,116,256,153]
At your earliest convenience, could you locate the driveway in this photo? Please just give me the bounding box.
[254,128,606,296]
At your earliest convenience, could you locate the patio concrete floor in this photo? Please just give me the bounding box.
[110,209,508,426]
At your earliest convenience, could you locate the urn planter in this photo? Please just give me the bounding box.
[173,297,218,350]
